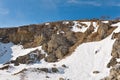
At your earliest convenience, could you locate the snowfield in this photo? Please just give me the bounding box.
[0,22,120,80]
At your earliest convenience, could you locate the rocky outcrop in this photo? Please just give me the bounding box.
[45,54,57,62]
[102,32,120,80]
[14,67,64,75]
[111,32,120,58]
[11,49,45,66]
[0,20,118,63]
[102,65,120,80]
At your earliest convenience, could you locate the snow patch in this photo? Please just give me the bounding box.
[0,42,13,64]
[111,22,120,33]
[93,22,99,32]
[71,21,90,32]
[102,21,109,23]
[63,21,69,24]
[45,23,50,25]
[11,46,46,60]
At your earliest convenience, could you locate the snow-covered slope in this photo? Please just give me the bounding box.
[0,21,120,80]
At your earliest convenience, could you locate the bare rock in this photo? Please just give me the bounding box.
[45,54,57,62]
[97,22,109,39]
[55,46,68,59]
[107,58,117,68]
[39,68,49,73]
[13,49,45,66]
[111,37,120,58]
[51,67,59,73]
[59,77,65,80]
[103,65,120,80]
[0,65,10,70]
[93,71,100,74]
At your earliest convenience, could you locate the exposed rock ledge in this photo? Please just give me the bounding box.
[0,20,118,63]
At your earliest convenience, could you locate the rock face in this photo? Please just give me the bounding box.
[0,20,120,80]
[102,65,120,80]
[107,32,120,68]
[0,20,117,63]
[102,32,120,80]
[11,49,45,66]
[111,32,120,58]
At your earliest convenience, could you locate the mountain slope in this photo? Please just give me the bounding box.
[0,20,120,80]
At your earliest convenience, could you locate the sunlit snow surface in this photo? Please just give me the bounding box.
[0,22,120,80]
[71,21,91,32]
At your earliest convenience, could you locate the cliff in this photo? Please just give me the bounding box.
[0,19,120,80]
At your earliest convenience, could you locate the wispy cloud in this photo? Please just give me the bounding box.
[108,2,120,7]
[0,8,9,15]
[67,0,120,7]
[67,0,101,6]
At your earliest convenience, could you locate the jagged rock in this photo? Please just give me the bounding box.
[45,54,57,62]
[102,65,120,80]
[112,32,120,39]
[97,22,109,39]
[107,58,117,68]
[47,34,70,52]
[93,71,100,74]
[59,77,65,80]
[13,49,45,66]
[39,68,49,73]
[46,34,71,60]
[51,67,59,73]
[0,20,118,64]
[46,76,50,78]
[85,22,94,36]
[0,65,10,70]
[103,32,120,79]
[42,43,48,52]
[9,30,34,44]
[55,46,68,59]
[111,35,120,58]
[62,64,67,68]
[65,31,77,45]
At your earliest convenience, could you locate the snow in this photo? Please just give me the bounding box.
[57,31,64,34]
[56,34,115,80]
[102,21,109,23]
[111,22,120,32]
[63,21,69,24]
[45,23,50,25]
[71,21,90,32]
[0,21,120,80]
[80,22,91,26]
[117,58,120,62]
[93,22,99,32]
[0,35,115,80]
[11,45,46,60]
[0,42,13,64]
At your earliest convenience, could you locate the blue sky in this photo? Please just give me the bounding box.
[0,0,120,27]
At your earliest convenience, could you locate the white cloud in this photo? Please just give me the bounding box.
[67,0,78,3]
[108,2,120,7]
[0,8,9,15]
[67,0,101,6]
[67,0,120,7]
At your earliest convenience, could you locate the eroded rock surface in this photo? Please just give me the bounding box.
[102,32,120,80]
[0,20,117,63]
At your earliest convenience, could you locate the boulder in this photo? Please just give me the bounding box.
[97,22,109,39]
[107,58,117,68]
[13,49,45,66]
[111,38,120,58]
[55,46,68,59]
[65,31,77,45]
[45,54,57,62]
[51,67,59,73]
